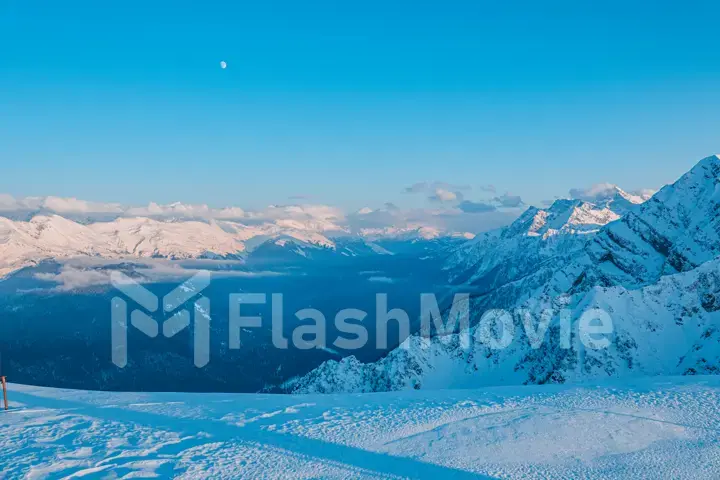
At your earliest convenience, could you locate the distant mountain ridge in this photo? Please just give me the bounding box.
[0,212,471,278]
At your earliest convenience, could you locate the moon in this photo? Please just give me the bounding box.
[220,61,227,69]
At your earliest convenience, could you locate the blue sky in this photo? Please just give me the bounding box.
[2,0,719,210]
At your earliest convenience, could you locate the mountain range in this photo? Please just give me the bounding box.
[288,155,720,393]
[0,212,475,278]
[4,155,719,396]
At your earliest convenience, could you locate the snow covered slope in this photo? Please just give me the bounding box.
[579,154,720,289]
[3,377,719,479]
[292,256,720,393]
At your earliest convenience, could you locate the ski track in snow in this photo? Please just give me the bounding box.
[2,377,720,479]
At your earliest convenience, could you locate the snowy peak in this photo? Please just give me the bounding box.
[569,183,649,215]
[584,154,720,288]
[501,184,648,241]
[651,154,720,207]
[563,201,621,232]
[444,191,635,287]
[509,199,621,238]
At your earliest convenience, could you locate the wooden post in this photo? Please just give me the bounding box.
[0,376,7,410]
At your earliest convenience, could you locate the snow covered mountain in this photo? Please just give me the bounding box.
[580,154,720,289]
[0,214,472,278]
[289,155,720,394]
[89,217,249,259]
[290,255,720,393]
[441,190,639,311]
[568,183,651,215]
[445,155,720,312]
[0,215,123,278]
[0,215,344,277]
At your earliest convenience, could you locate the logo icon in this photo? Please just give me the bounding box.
[110,271,211,368]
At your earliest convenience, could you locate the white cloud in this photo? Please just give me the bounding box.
[569,183,620,203]
[569,183,657,206]
[403,181,471,205]
[0,192,520,239]
[631,188,657,201]
[347,202,517,235]
[0,194,122,214]
[41,196,124,214]
[212,207,248,219]
[0,194,44,212]
[0,194,19,211]
[429,188,459,203]
[35,259,284,291]
[35,267,114,291]
[246,204,347,233]
[126,202,214,218]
